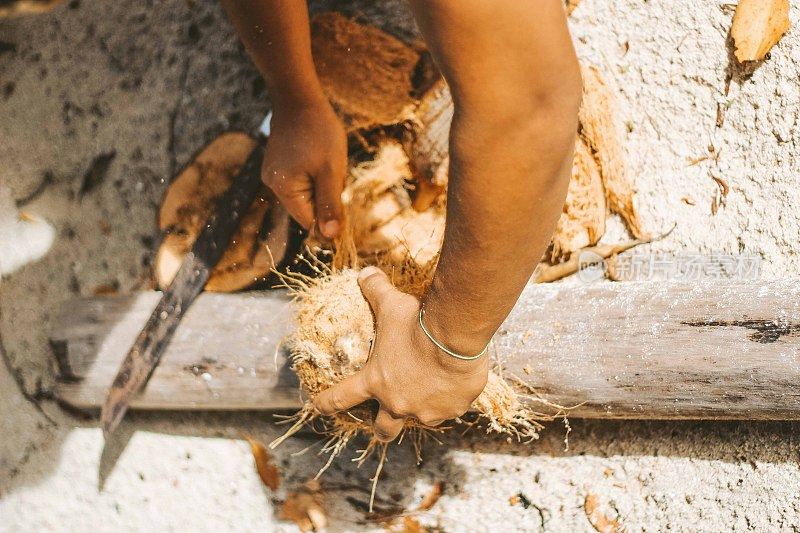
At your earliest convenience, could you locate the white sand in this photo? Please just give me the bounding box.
[1,0,799,531]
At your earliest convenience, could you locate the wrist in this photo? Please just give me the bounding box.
[268,85,330,117]
[420,280,495,360]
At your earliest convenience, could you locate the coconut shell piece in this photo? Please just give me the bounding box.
[579,65,645,238]
[311,12,420,132]
[155,131,289,292]
[550,137,607,261]
[731,0,791,62]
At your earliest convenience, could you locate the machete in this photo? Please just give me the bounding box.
[101,112,273,437]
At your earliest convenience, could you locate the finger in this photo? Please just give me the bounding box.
[312,373,371,416]
[372,408,405,442]
[357,267,394,315]
[313,163,345,240]
[262,167,315,230]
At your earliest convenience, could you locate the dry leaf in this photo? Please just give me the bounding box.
[416,482,442,511]
[242,434,280,491]
[731,0,791,62]
[280,480,328,533]
[584,493,620,533]
[566,0,581,15]
[92,283,118,296]
[0,0,62,17]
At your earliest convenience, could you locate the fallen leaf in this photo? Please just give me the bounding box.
[280,480,327,533]
[731,0,790,62]
[92,283,118,296]
[416,482,442,511]
[584,493,620,533]
[565,0,581,15]
[242,434,280,491]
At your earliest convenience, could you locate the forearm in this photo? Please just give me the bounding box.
[409,0,582,353]
[221,0,326,109]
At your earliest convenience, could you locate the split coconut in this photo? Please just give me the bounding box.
[155,131,290,292]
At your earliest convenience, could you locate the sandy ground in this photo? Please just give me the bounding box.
[1,0,800,531]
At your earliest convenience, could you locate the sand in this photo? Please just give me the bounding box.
[1,0,799,531]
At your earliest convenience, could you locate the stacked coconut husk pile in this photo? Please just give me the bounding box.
[154,12,646,476]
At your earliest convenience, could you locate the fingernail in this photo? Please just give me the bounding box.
[321,219,340,239]
[358,266,380,280]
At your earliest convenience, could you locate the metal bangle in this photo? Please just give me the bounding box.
[418,306,489,361]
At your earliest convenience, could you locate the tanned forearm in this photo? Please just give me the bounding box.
[221,0,326,110]
[408,0,583,354]
[222,1,348,238]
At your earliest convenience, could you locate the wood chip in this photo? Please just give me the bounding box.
[584,493,620,533]
[731,0,790,63]
[242,434,280,491]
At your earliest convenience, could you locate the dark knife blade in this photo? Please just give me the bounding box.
[101,143,265,437]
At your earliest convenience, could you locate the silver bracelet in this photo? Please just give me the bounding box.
[418,306,489,361]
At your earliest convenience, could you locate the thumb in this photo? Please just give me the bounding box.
[314,164,344,240]
[358,267,394,315]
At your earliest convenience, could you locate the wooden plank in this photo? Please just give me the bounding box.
[51,279,800,419]
[51,291,300,411]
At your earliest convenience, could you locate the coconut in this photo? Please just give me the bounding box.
[273,249,553,473]
[155,131,290,292]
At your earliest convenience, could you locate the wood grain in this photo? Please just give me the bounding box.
[52,279,800,419]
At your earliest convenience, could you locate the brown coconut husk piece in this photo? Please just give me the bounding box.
[579,65,645,239]
[155,131,290,292]
[550,136,607,261]
[311,12,421,132]
[730,0,791,63]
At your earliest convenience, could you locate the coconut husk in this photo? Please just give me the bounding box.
[731,0,791,63]
[550,136,606,261]
[155,131,290,292]
[311,12,421,132]
[578,65,645,239]
[345,140,445,268]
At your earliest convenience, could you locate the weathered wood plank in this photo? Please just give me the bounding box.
[51,279,800,419]
[51,291,301,411]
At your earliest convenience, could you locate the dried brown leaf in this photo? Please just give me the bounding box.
[242,434,280,491]
[92,283,118,296]
[416,482,442,511]
[280,480,328,533]
[731,0,791,62]
[584,493,620,533]
[566,0,581,15]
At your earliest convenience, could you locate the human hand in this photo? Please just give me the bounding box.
[262,99,347,240]
[313,267,490,442]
